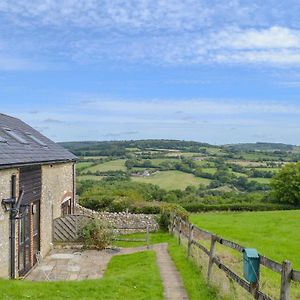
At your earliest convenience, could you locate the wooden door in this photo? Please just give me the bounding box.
[18,205,31,276]
[18,166,41,276]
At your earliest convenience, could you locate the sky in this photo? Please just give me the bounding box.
[0,1,300,145]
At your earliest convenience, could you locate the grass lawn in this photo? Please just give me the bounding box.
[1,251,163,300]
[114,232,220,300]
[131,170,211,190]
[190,210,300,268]
[83,159,126,173]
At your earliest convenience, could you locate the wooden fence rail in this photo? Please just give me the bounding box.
[114,224,150,248]
[171,215,300,300]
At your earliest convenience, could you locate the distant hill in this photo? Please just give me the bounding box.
[59,139,300,157]
[59,139,213,156]
[224,142,296,152]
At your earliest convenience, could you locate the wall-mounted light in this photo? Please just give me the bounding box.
[1,198,16,212]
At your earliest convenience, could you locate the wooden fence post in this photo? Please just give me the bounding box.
[280,260,292,300]
[146,224,149,249]
[170,214,175,235]
[187,223,193,258]
[207,235,217,282]
[178,218,182,245]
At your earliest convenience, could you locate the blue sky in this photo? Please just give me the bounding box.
[1,1,300,144]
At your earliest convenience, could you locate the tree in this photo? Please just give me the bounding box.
[270,162,300,205]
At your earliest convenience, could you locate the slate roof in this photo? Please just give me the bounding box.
[0,113,76,168]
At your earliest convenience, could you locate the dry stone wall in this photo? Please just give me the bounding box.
[75,204,159,232]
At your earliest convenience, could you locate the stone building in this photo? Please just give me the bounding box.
[0,113,76,278]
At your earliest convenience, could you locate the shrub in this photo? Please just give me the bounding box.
[159,203,189,231]
[79,219,115,250]
[270,162,300,205]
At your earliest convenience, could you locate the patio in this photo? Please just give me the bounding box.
[25,248,121,281]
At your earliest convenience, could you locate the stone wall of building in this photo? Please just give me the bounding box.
[40,162,74,256]
[75,204,159,232]
[0,168,19,278]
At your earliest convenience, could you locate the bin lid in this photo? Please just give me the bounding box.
[243,248,259,258]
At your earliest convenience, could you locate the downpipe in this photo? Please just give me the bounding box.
[2,175,24,279]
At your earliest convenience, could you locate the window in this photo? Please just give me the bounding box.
[25,132,47,147]
[3,127,28,144]
[61,198,72,216]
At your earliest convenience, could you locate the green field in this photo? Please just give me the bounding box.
[1,251,163,300]
[82,156,107,160]
[201,168,217,174]
[77,175,103,181]
[190,210,300,268]
[149,158,179,166]
[131,170,211,190]
[250,177,271,184]
[76,162,94,170]
[83,159,126,173]
[190,211,300,298]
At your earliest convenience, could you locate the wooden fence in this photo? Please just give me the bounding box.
[114,225,150,248]
[171,215,300,300]
[53,214,93,242]
[53,215,150,247]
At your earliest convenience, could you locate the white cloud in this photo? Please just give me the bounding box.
[212,27,300,49]
[1,1,300,66]
[0,0,254,31]
[78,97,300,116]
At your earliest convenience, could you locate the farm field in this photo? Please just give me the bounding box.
[83,159,126,173]
[190,210,300,298]
[131,170,211,190]
[67,140,299,213]
[77,175,103,181]
[250,177,271,184]
[1,251,163,300]
[76,161,94,170]
[190,210,300,268]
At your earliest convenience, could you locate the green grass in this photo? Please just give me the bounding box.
[81,156,107,160]
[149,158,179,166]
[76,162,94,170]
[194,160,214,167]
[190,210,300,268]
[83,159,127,173]
[1,251,163,300]
[131,170,211,190]
[201,168,217,174]
[190,211,300,298]
[77,175,104,181]
[249,177,271,184]
[254,167,280,172]
[114,232,220,300]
